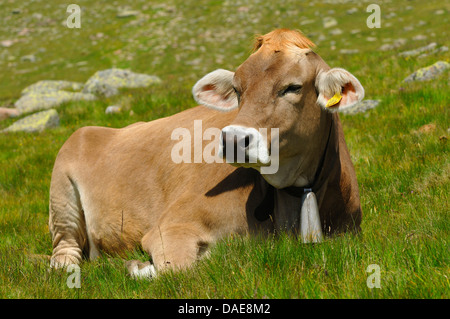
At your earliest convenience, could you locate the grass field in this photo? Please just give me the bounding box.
[0,0,449,298]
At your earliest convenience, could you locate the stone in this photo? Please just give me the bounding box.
[1,40,15,48]
[0,107,20,120]
[418,123,436,134]
[340,100,381,115]
[105,105,122,114]
[1,109,59,133]
[15,90,97,114]
[329,28,343,36]
[399,43,437,57]
[417,46,449,59]
[323,17,338,28]
[378,38,407,51]
[300,19,315,25]
[412,35,427,41]
[339,49,359,55]
[15,80,97,114]
[83,81,118,97]
[116,10,140,18]
[83,68,161,97]
[20,55,36,63]
[21,80,84,95]
[403,61,450,82]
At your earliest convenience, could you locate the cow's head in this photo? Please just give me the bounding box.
[192,29,364,188]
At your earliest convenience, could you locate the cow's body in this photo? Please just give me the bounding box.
[50,107,271,269]
[49,29,363,275]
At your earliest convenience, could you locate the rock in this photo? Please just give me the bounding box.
[14,80,96,114]
[329,28,343,36]
[21,55,37,63]
[83,81,118,98]
[105,105,122,114]
[412,35,427,41]
[403,25,414,32]
[418,123,436,134]
[21,80,84,95]
[237,6,250,13]
[0,107,20,120]
[340,100,381,115]
[403,61,450,82]
[1,109,59,133]
[18,28,31,36]
[323,17,337,28]
[399,43,437,57]
[378,38,407,51]
[300,19,315,25]
[339,49,359,55]
[1,40,15,48]
[83,68,161,97]
[116,10,140,18]
[385,12,397,19]
[418,45,449,59]
[15,91,97,114]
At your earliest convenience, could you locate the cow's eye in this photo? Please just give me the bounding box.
[233,87,241,102]
[282,84,302,96]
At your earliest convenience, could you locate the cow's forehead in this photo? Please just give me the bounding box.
[234,48,316,88]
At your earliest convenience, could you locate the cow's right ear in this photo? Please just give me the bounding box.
[192,69,238,112]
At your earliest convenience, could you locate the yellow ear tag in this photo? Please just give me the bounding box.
[325,92,342,108]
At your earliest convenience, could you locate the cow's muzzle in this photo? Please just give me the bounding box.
[219,125,270,165]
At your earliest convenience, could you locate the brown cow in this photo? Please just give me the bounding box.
[48,29,364,278]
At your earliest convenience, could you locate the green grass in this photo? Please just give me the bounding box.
[0,0,449,298]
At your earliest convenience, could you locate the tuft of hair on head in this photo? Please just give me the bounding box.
[252,28,316,53]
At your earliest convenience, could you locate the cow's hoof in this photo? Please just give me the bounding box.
[125,260,157,280]
[49,254,80,269]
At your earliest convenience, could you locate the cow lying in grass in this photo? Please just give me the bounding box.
[48,29,364,278]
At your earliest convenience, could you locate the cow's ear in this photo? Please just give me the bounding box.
[192,69,238,112]
[315,68,364,112]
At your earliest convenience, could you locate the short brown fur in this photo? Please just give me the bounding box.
[48,29,362,274]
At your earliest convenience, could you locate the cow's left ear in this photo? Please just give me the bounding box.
[192,69,238,112]
[315,68,364,112]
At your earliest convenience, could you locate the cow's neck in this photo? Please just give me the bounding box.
[261,112,337,192]
[283,112,337,197]
[254,112,339,227]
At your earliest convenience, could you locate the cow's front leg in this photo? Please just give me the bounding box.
[140,222,212,274]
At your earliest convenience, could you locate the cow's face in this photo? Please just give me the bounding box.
[193,29,364,188]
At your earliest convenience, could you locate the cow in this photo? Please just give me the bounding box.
[48,29,364,278]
